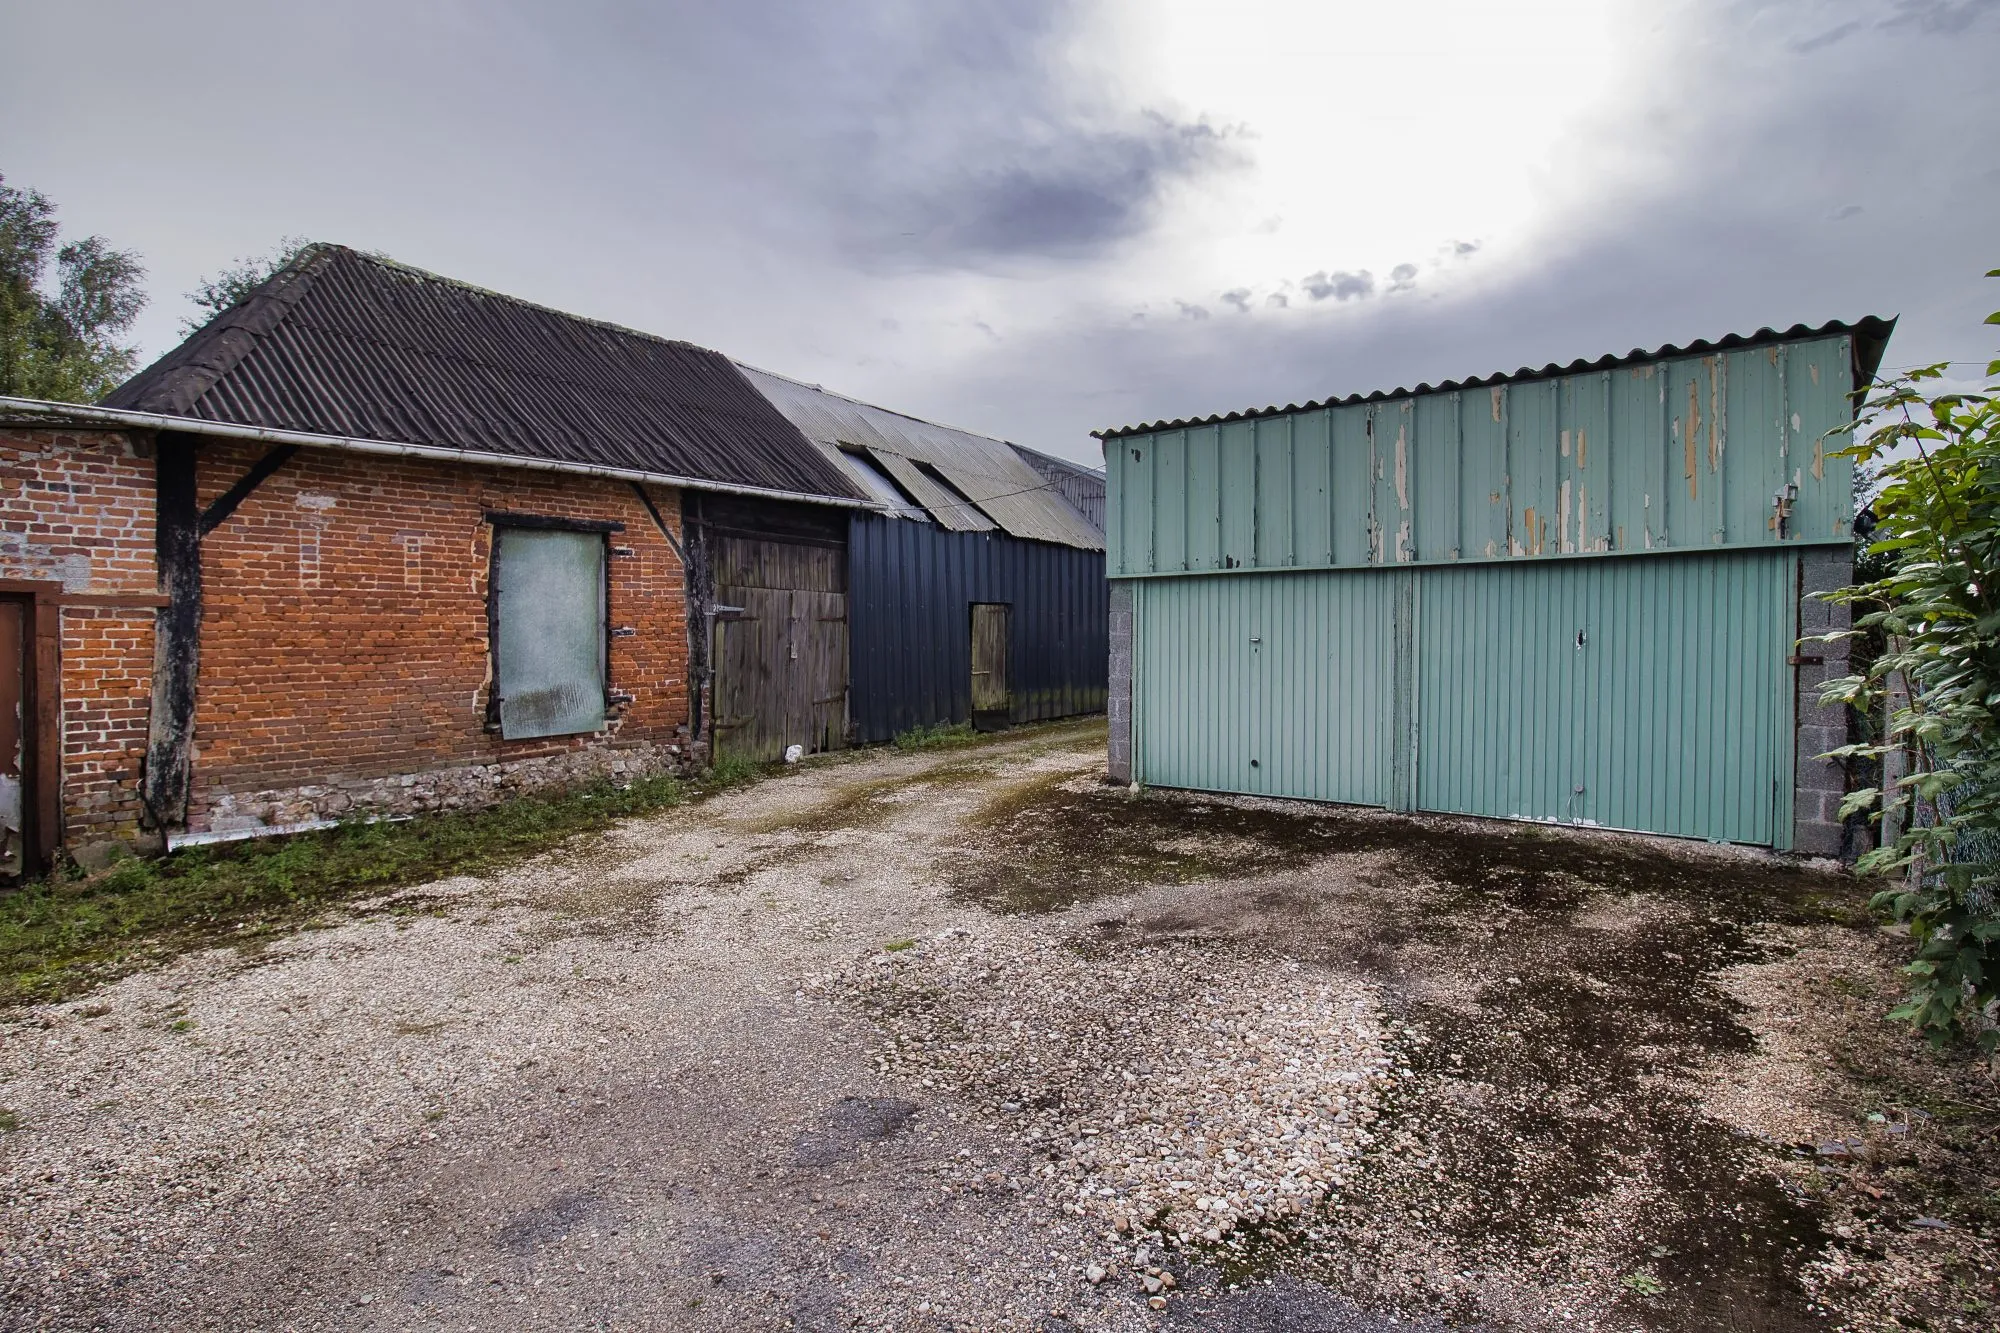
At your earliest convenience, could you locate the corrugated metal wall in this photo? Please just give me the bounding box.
[1133,569,1395,805]
[1107,334,1857,578]
[849,516,1108,743]
[1415,551,1794,844]
[1132,550,1799,847]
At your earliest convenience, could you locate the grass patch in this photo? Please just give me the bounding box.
[892,721,980,752]
[883,937,917,952]
[0,764,769,1010]
[706,750,767,787]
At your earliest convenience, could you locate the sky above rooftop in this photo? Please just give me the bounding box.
[5,0,1996,465]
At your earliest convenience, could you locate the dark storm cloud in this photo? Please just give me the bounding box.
[1302,270,1375,302]
[1880,0,2000,33]
[1789,19,1863,51]
[583,0,1243,270]
[864,115,1241,266]
[1221,288,1253,312]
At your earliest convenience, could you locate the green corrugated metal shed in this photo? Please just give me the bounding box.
[1100,319,1893,850]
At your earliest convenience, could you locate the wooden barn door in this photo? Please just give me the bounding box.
[710,532,849,763]
[969,602,1011,731]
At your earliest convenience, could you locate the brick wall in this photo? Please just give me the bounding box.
[2,427,700,852]
[188,439,694,833]
[0,428,158,846]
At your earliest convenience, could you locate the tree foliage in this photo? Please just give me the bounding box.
[0,173,147,403]
[182,236,310,336]
[1819,272,2000,1052]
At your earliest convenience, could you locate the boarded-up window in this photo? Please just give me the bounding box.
[494,528,606,739]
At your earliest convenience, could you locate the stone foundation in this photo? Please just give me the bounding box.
[191,738,709,837]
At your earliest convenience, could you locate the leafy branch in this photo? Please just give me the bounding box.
[1816,269,2000,1052]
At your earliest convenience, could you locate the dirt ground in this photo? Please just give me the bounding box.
[3,721,1995,1332]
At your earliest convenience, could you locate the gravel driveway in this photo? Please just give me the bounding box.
[2,722,1984,1331]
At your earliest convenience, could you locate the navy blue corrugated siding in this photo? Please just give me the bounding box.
[849,516,1108,743]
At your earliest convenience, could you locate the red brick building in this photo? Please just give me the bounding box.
[0,246,869,873]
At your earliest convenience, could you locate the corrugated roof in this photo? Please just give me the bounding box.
[1092,316,1898,440]
[107,245,868,502]
[1009,444,1105,531]
[737,362,1105,551]
[866,448,996,532]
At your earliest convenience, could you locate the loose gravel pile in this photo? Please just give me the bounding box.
[826,930,1401,1270]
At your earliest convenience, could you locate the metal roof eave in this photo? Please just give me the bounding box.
[0,396,881,512]
[1092,315,1899,440]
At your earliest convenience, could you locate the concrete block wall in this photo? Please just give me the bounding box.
[1794,546,1855,857]
[1107,580,1133,784]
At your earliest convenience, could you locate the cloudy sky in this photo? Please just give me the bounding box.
[5,0,1997,464]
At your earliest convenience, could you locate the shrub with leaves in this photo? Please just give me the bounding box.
[1819,273,2000,1052]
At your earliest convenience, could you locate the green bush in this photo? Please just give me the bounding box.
[1819,272,2000,1052]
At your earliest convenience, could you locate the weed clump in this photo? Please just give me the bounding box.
[893,721,979,752]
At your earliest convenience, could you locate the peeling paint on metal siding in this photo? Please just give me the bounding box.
[1218,421,1257,569]
[1107,333,1863,577]
[1330,409,1373,567]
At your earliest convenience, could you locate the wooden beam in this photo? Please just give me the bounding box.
[199,443,298,536]
[141,433,203,830]
[29,596,60,872]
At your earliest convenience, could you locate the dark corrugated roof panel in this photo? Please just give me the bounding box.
[107,245,868,501]
[1092,316,1898,440]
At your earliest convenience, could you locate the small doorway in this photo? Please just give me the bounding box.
[1,597,29,880]
[969,602,1011,732]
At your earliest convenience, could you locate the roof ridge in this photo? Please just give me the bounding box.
[328,245,723,355]
[106,245,339,415]
[733,358,1020,453]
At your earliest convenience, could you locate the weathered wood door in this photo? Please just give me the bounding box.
[969,602,1011,729]
[714,585,850,762]
[0,599,26,880]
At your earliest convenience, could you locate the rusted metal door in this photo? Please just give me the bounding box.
[0,598,26,880]
[970,602,1011,728]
